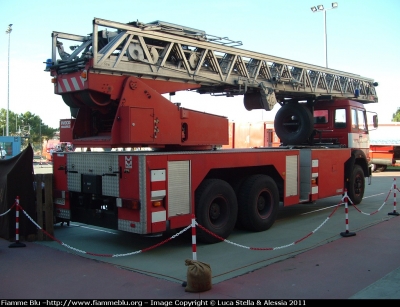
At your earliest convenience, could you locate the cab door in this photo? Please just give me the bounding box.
[349,107,369,151]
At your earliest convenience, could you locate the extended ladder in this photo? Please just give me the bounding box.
[50,18,378,112]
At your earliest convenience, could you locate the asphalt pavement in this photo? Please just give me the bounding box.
[1,215,399,299]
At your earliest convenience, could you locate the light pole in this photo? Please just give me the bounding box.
[311,3,338,68]
[39,120,42,166]
[5,24,13,136]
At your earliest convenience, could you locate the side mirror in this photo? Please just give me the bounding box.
[373,114,378,128]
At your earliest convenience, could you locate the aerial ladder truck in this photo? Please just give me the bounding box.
[46,18,378,243]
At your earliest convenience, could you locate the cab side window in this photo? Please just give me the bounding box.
[334,109,346,128]
[357,109,367,131]
[314,110,328,124]
[351,108,367,132]
[351,108,358,129]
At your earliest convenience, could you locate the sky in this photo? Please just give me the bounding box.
[0,0,399,129]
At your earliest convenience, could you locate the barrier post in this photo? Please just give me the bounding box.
[340,189,356,237]
[191,214,197,261]
[9,196,27,248]
[388,178,399,216]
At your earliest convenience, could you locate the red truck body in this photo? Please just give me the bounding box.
[53,147,350,238]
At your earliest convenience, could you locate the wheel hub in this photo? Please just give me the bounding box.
[257,192,272,217]
[257,197,266,211]
[209,202,221,220]
[354,176,363,195]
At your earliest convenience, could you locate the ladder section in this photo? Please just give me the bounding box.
[50,18,378,110]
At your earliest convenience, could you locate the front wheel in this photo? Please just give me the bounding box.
[195,179,238,244]
[347,164,365,205]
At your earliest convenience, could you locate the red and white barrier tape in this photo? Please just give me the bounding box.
[197,198,344,250]
[20,204,191,257]
[0,201,16,217]
[348,177,396,215]
[6,176,399,256]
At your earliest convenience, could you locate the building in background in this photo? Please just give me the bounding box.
[222,121,280,149]
[0,136,22,160]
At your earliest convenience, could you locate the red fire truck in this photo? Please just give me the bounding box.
[46,18,378,243]
[43,139,73,161]
[369,123,400,172]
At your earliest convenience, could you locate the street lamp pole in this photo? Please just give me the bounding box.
[5,24,13,136]
[311,3,338,68]
[39,120,42,166]
[323,9,327,67]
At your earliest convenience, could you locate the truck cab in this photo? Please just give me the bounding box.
[312,99,377,150]
[272,97,377,204]
[311,98,378,177]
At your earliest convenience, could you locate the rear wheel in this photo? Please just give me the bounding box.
[195,179,238,244]
[237,175,279,231]
[347,164,365,205]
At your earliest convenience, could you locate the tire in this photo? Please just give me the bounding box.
[274,103,314,145]
[347,164,365,205]
[370,164,377,173]
[237,175,280,232]
[376,165,387,172]
[195,179,238,244]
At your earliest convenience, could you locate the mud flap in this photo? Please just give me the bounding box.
[344,155,355,191]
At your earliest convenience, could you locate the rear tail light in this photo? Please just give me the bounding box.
[116,198,140,210]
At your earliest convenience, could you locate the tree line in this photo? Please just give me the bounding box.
[0,108,58,154]
[393,108,400,122]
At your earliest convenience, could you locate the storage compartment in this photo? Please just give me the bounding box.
[81,174,102,194]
